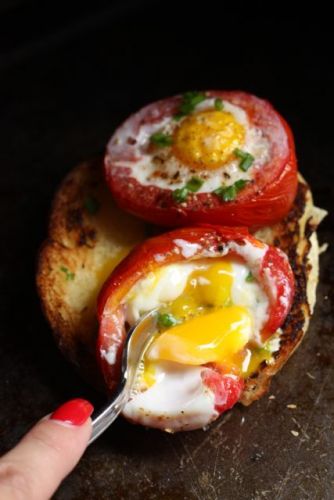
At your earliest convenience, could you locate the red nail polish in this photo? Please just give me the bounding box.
[50,398,94,426]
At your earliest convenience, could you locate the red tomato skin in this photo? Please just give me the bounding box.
[105,91,298,229]
[97,225,294,393]
[201,370,244,413]
[259,246,295,338]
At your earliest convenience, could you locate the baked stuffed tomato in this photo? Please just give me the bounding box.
[105,91,297,228]
[97,225,294,431]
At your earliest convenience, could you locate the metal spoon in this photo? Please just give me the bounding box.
[89,309,158,444]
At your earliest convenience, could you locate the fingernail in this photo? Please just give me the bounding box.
[50,398,94,426]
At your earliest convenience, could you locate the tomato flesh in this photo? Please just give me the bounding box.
[201,369,244,413]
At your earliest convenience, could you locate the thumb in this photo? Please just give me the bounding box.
[0,398,93,500]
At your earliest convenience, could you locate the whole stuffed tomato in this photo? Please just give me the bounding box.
[97,225,294,431]
[105,91,297,228]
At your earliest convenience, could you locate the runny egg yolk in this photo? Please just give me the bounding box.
[167,260,234,320]
[147,306,252,366]
[172,110,246,170]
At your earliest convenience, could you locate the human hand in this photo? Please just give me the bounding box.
[0,398,93,500]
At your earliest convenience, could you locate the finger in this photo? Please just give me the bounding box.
[0,398,93,500]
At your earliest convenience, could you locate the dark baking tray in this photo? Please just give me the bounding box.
[1,2,333,498]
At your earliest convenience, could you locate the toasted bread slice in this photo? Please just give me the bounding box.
[36,158,326,403]
[37,159,147,386]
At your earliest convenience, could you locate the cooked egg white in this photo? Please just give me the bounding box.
[110,98,270,193]
[123,361,218,432]
[124,262,197,325]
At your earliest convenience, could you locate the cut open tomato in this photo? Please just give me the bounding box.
[97,225,294,399]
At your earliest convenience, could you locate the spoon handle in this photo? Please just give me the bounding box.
[89,390,127,445]
[88,309,158,444]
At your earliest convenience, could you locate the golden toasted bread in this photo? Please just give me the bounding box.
[36,158,326,403]
[37,159,147,386]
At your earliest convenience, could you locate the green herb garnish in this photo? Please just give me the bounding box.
[174,91,206,120]
[60,266,75,281]
[84,196,100,215]
[246,271,255,283]
[214,185,237,202]
[150,132,173,147]
[234,179,248,190]
[172,187,189,203]
[213,179,248,202]
[185,176,204,192]
[157,313,178,328]
[214,97,224,111]
[172,176,204,203]
[234,148,254,172]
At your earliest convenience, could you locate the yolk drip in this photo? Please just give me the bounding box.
[172,110,245,170]
[147,306,252,366]
[141,360,157,388]
[166,260,233,320]
[242,348,272,378]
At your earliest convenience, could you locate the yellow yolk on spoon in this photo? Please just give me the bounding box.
[147,306,252,366]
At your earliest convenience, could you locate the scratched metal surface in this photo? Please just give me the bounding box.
[0,2,333,499]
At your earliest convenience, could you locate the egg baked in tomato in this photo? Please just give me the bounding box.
[97,225,294,431]
[105,91,297,228]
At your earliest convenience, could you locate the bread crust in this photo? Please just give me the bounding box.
[36,159,326,403]
[241,179,326,404]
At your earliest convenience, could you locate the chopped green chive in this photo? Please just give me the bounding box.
[172,176,204,203]
[172,187,189,203]
[214,97,224,111]
[84,196,100,215]
[185,176,204,192]
[214,185,237,202]
[150,132,173,147]
[60,266,75,281]
[234,148,255,172]
[213,179,248,202]
[157,312,178,328]
[174,91,206,120]
[234,179,248,191]
[239,155,254,172]
[246,271,255,283]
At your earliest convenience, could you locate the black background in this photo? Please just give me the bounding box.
[0,1,333,499]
